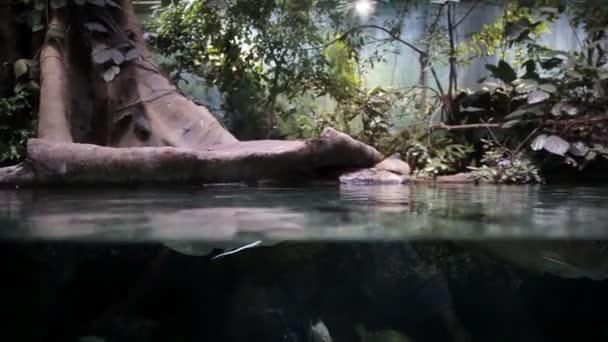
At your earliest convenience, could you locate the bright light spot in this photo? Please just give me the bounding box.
[354,0,375,18]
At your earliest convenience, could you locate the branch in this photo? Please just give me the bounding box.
[452,0,483,30]
[430,122,503,131]
[310,24,426,56]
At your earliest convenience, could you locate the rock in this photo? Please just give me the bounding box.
[436,172,476,184]
[374,154,411,176]
[339,168,408,185]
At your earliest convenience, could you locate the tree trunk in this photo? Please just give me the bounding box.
[0,0,383,186]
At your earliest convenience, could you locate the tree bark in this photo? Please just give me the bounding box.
[0,128,382,186]
[38,11,73,143]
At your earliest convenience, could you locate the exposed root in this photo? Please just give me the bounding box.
[0,162,35,187]
[0,129,382,186]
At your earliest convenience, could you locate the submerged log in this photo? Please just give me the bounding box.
[0,128,382,186]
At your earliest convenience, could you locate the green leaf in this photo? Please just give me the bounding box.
[124,47,141,61]
[504,108,529,120]
[502,119,522,129]
[13,59,28,79]
[538,83,557,93]
[531,134,548,151]
[569,141,589,157]
[527,90,550,104]
[485,60,517,84]
[543,135,569,156]
[73,0,85,5]
[515,79,538,93]
[102,66,120,82]
[87,0,105,6]
[112,49,125,65]
[92,48,113,64]
[105,0,121,8]
[84,22,108,33]
[540,57,563,69]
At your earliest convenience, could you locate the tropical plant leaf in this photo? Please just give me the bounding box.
[540,57,563,69]
[13,59,28,79]
[105,0,121,8]
[538,83,557,93]
[87,0,105,7]
[124,47,142,61]
[112,49,125,65]
[504,108,529,120]
[102,66,120,82]
[527,90,550,104]
[515,79,538,93]
[569,141,589,157]
[531,134,548,151]
[485,60,517,84]
[92,48,113,64]
[502,119,522,129]
[543,135,570,156]
[84,22,108,33]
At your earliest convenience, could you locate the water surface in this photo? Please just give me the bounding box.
[1,184,607,243]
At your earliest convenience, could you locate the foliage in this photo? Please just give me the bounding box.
[147,0,346,137]
[0,90,35,165]
[469,140,542,184]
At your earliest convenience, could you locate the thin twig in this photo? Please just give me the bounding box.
[308,24,425,55]
[430,122,503,131]
[452,0,483,30]
[513,127,540,155]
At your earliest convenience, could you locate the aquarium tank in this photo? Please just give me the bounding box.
[1,0,608,341]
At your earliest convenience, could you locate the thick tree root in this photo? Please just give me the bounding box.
[0,129,382,186]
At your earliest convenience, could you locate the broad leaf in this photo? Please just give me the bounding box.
[13,59,28,79]
[538,83,557,93]
[105,0,121,8]
[102,66,120,82]
[562,104,579,116]
[87,0,105,7]
[551,103,564,116]
[515,79,538,93]
[504,108,529,120]
[485,60,517,84]
[531,134,548,151]
[124,47,142,61]
[502,119,522,129]
[540,57,563,69]
[569,141,589,157]
[92,48,113,64]
[112,49,125,65]
[527,90,550,104]
[84,22,108,33]
[543,135,570,156]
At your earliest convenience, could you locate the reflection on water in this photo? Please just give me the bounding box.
[1,185,608,342]
[1,184,608,242]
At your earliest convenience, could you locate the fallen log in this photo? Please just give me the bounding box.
[0,128,382,186]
